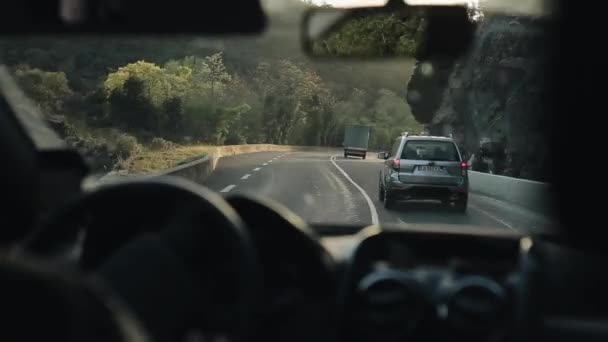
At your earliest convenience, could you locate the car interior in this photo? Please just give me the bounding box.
[1,1,607,342]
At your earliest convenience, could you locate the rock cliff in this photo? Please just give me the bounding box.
[407,14,553,181]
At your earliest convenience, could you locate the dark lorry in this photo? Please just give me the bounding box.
[343,124,371,159]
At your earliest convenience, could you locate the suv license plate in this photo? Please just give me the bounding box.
[418,166,443,172]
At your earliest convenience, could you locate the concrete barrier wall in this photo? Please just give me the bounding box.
[469,171,555,215]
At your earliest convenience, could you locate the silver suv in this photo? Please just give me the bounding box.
[378,132,469,211]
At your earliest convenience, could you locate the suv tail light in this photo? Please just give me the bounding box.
[392,158,400,171]
[461,161,467,176]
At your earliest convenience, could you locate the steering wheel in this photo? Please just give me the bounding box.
[17,176,262,342]
[227,194,337,342]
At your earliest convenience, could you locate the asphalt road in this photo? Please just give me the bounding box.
[203,151,553,234]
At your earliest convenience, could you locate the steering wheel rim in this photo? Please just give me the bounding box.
[18,175,262,342]
[226,194,338,342]
[227,194,336,292]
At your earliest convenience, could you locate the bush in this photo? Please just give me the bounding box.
[113,133,142,159]
[14,66,73,117]
[149,137,175,151]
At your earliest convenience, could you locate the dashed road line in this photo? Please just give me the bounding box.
[330,155,379,225]
[220,185,236,193]
[262,163,268,166]
[268,160,273,163]
[253,167,261,171]
[241,174,251,180]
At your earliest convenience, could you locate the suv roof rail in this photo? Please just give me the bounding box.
[401,132,409,137]
[448,133,454,138]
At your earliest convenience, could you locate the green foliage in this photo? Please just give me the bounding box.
[113,133,142,159]
[205,52,232,100]
[254,59,328,144]
[107,76,155,132]
[368,88,422,149]
[5,31,423,154]
[182,96,215,142]
[150,137,175,151]
[162,96,183,138]
[313,12,425,58]
[14,66,73,117]
[214,103,251,145]
[0,2,431,174]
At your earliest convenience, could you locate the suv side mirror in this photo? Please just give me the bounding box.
[377,152,388,159]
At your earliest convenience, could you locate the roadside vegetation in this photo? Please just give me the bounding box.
[0,2,423,173]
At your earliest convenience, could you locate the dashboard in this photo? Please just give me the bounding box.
[18,178,528,342]
[321,227,522,342]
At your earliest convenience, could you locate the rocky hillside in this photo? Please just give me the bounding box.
[407,14,553,182]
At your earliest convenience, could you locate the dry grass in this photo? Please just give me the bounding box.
[128,145,214,174]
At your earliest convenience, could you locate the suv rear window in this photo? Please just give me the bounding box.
[401,140,460,161]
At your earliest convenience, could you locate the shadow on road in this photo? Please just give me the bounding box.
[334,154,381,162]
[386,200,473,225]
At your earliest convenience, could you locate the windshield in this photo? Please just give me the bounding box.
[0,0,556,234]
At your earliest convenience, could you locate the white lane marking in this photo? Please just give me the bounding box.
[220,185,236,193]
[253,167,261,171]
[330,155,379,225]
[325,167,361,222]
[268,160,273,163]
[273,157,278,160]
[241,174,251,180]
[263,163,268,166]
[469,204,517,231]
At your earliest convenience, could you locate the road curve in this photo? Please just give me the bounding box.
[203,150,552,234]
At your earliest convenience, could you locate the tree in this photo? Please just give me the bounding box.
[107,76,155,132]
[104,61,164,99]
[5,31,426,150]
[213,104,251,145]
[166,56,210,97]
[14,66,73,117]
[368,88,422,148]
[302,85,338,146]
[205,52,232,108]
[104,60,194,136]
[163,96,183,138]
[253,59,326,144]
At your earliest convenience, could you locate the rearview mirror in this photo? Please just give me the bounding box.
[302,2,476,60]
[377,152,388,159]
[0,0,266,34]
